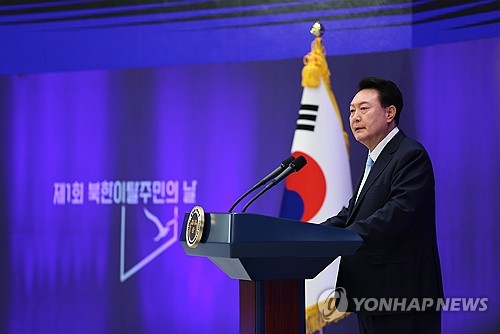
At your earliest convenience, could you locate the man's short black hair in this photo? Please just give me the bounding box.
[358,77,403,125]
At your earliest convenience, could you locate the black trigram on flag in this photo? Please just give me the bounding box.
[296,104,318,131]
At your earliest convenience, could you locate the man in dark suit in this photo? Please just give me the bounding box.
[322,77,443,334]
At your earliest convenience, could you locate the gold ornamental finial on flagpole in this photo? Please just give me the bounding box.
[302,22,330,88]
[310,21,325,37]
[301,22,351,163]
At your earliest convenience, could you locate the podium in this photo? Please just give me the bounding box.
[180,212,362,334]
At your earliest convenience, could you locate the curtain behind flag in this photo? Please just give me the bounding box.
[279,25,353,333]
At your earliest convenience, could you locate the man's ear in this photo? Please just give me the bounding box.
[386,105,396,123]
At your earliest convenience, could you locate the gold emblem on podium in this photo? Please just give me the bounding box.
[186,206,205,248]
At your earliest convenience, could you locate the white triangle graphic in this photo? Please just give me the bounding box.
[119,205,178,282]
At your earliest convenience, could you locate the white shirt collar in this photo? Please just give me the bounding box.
[369,127,399,162]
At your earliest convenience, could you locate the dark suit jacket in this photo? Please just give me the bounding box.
[322,131,443,314]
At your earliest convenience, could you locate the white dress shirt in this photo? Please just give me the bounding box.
[355,127,400,203]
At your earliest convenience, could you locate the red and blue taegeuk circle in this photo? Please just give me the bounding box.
[279,151,326,221]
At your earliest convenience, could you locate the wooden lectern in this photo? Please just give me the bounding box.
[180,212,362,334]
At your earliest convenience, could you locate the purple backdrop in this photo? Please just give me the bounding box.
[0,61,304,333]
[0,25,499,334]
[413,38,500,334]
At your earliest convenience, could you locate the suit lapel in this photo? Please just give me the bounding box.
[347,131,406,224]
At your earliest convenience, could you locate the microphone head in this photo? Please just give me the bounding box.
[280,156,295,168]
[290,155,307,172]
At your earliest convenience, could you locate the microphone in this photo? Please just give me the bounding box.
[241,155,307,213]
[228,156,295,212]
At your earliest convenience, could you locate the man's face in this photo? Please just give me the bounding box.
[349,88,394,151]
